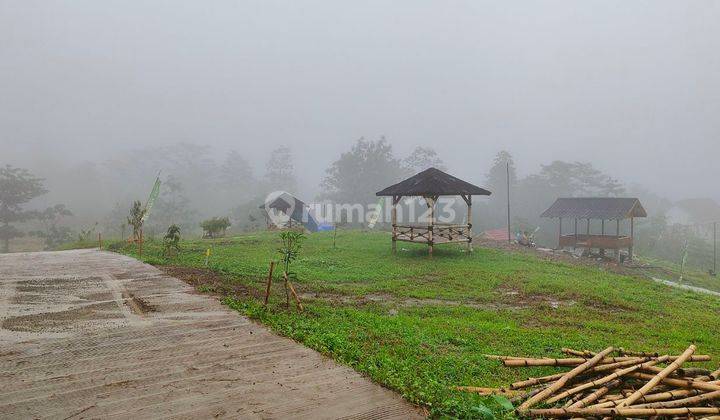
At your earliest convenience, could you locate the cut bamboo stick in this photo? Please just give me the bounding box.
[526,406,720,418]
[568,380,619,408]
[617,348,660,358]
[545,356,669,405]
[453,386,522,396]
[677,368,712,377]
[562,348,594,357]
[627,373,720,392]
[633,389,720,409]
[590,357,651,373]
[518,346,614,411]
[501,354,709,367]
[617,345,696,407]
[483,354,526,360]
[509,372,567,389]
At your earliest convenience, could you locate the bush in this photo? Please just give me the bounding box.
[200,217,231,238]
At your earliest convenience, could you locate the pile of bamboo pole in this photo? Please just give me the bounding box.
[457,346,720,418]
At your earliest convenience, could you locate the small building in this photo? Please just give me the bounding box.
[541,197,647,262]
[376,167,491,255]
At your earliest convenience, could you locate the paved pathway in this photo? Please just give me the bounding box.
[0,249,423,419]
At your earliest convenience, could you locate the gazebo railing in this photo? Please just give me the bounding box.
[393,224,471,245]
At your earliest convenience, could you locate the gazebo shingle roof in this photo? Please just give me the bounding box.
[375,167,491,197]
[540,197,647,220]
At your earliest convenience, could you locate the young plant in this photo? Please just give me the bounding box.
[277,231,305,308]
[277,231,305,275]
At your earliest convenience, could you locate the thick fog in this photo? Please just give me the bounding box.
[2,1,719,231]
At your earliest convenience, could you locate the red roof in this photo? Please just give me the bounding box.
[484,228,509,241]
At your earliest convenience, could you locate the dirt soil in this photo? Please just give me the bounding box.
[0,249,423,419]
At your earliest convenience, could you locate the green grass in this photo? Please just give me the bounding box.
[114,230,720,418]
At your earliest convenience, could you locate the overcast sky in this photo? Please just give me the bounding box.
[1,0,719,200]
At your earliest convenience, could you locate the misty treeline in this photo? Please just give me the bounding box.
[1,139,716,271]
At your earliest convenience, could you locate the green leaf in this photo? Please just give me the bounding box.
[471,403,495,419]
[492,395,514,411]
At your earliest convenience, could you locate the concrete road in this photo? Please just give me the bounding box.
[0,249,423,419]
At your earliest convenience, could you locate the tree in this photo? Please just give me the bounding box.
[264,146,297,193]
[220,150,255,196]
[321,137,407,205]
[200,217,231,238]
[0,165,48,253]
[403,146,446,172]
[33,204,74,250]
[482,151,518,229]
[536,161,625,197]
[486,151,517,193]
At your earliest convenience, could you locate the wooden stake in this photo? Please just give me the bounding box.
[284,272,303,311]
[263,261,275,306]
[518,346,614,411]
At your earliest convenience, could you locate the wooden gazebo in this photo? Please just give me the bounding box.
[376,167,491,255]
[541,197,647,262]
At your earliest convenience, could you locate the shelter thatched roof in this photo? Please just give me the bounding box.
[375,167,491,197]
[541,197,647,220]
[259,192,308,212]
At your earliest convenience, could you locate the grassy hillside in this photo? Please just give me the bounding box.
[115,230,720,418]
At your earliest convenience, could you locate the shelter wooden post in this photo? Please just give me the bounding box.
[600,219,606,256]
[616,219,621,263]
[574,219,578,249]
[558,217,562,249]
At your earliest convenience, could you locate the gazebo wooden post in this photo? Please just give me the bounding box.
[465,195,473,251]
[600,219,606,256]
[425,196,436,256]
[391,195,400,253]
[629,216,635,262]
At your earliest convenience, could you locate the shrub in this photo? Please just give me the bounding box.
[200,217,231,238]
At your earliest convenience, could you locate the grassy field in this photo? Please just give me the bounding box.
[114,230,720,418]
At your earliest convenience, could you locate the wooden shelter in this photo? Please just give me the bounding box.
[541,197,647,262]
[259,192,315,231]
[376,167,491,255]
